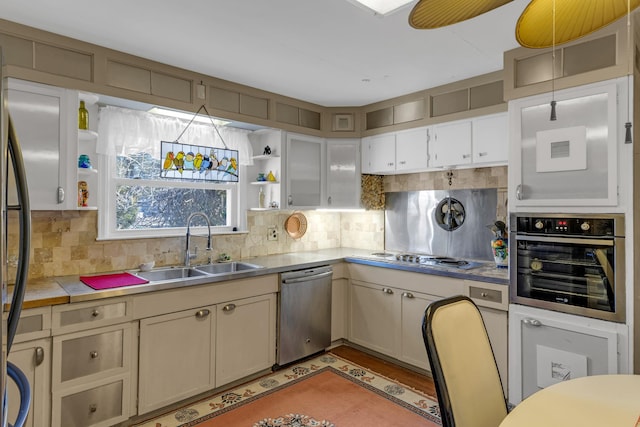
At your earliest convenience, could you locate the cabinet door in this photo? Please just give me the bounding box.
[431,120,472,167]
[8,339,51,427]
[399,290,435,371]
[349,281,399,357]
[7,79,70,210]
[215,294,276,387]
[138,306,216,414]
[368,133,396,174]
[396,128,429,172]
[326,139,360,208]
[472,113,508,164]
[286,133,325,208]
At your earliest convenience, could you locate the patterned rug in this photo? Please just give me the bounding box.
[134,353,441,427]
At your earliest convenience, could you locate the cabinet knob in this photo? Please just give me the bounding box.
[481,292,488,297]
[288,195,293,206]
[382,288,394,295]
[462,154,471,159]
[195,309,211,318]
[478,152,488,157]
[91,309,100,317]
[402,292,414,299]
[327,196,332,205]
[35,346,45,366]
[89,404,97,413]
[90,351,99,359]
[222,304,236,312]
[399,161,406,165]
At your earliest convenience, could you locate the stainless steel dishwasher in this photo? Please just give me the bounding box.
[277,266,333,366]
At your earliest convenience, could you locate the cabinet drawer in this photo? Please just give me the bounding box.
[464,281,508,311]
[53,297,132,333]
[13,306,51,343]
[469,286,502,304]
[60,329,124,382]
[57,378,126,427]
[53,323,133,388]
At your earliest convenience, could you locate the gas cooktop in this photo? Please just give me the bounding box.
[368,252,483,270]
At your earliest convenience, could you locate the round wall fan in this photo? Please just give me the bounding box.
[434,197,466,231]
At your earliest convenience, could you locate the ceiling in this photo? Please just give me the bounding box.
[0,0,532,107]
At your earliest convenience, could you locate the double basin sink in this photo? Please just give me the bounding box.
[132,262,263,283]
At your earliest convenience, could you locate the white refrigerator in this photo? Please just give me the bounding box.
[1,47,32,427]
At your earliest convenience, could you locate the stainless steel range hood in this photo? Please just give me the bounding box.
[384,189,498,261]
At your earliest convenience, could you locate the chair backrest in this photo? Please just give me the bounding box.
[422,295,507,427]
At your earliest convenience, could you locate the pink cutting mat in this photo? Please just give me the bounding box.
[80,272,149,290]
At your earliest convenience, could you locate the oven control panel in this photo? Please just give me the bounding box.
[515,216,616,237]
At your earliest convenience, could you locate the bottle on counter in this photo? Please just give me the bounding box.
[258,187,265,209]
[78,100,89,130]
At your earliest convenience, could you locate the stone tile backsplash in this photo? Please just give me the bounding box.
[8,166,505,282]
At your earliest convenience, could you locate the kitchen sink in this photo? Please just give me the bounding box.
[135,267,208,282]
[193,262,263,275]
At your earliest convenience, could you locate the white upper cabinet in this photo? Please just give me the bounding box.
[395,128,429,172]
[326,139,360,208]
[367,133,396,174]
[7,79,72,210]
[472,113,508,164]
[509,78,622,207]
[431,120,472,168]
[286,133,326,208]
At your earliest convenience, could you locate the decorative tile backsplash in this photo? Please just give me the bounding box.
[7,166,506,282]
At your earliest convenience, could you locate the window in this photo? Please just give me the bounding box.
[97,106,252,240]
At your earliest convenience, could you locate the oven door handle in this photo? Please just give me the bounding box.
[514,235,615,246]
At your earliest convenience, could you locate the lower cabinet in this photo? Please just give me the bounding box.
[349,280,435,371]
[8,338,51,427]
[51,297,135,427]
[135,283,278,415]
[138,305,216,414]
[215,294,276,387]
[347,264,508,381]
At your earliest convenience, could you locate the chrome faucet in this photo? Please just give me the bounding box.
[185,212,212,267]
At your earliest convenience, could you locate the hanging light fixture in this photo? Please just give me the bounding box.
[409,0,512,29]
[516,0,640,49]
[549,0,557,121]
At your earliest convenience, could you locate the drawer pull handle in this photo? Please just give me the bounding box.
[222,304,236,312]
[523,318,542,327]
[481,292,488,297]
[90,351,99,359]
[402,292,414,299]
[382,288,394,295]
[89,403,97,413]
[35,347,45,366]
[91,309,100,317]
[195,309,210,318]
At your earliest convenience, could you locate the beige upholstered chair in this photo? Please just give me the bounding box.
[422,295,508,427]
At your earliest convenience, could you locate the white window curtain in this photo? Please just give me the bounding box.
[97,105,254,165]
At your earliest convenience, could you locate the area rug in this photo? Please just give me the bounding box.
[135,353,441,427]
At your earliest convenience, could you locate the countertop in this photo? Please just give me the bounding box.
[9,247,509,308]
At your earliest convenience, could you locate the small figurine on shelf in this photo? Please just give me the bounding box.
[267,171,276,182]
[263,145,271,156]
[78,154,92,169]
[78,181,89,207]
[257,173,266,181]
[78,100,89,130]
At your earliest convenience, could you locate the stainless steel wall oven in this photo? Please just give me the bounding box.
[510,213,625,323]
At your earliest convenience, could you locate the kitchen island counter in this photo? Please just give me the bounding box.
[12,247,509,307]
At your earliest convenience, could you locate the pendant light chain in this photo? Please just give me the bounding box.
[625,0,633,143]
[549,0,557,121]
